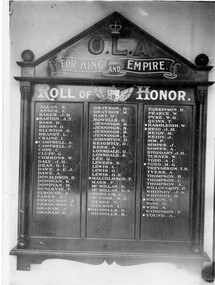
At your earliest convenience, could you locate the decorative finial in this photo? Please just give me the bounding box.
[195,54,209,67]
[21,49,35,62]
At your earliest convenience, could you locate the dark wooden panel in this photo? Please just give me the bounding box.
[86,104,137,239]
[32,102,83,237]
[141,105,192,241]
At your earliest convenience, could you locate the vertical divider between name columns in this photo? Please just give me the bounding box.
[81,101,89,238]
[135,103,143,240]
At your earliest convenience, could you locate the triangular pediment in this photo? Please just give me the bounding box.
[18,12,212,82]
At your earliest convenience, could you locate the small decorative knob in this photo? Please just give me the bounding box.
[21,49,35,62]
[195,54,209,67]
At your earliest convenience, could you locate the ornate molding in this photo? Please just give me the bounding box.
[196,86,208,105]
[20,81,32,101]
[191,241,201,254]
[18,235,28,249]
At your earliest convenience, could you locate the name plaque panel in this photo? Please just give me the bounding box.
[87,104,137,239]
[32,102,83,237]
[141,106,192,241]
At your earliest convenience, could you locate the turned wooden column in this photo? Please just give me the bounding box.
[17,81,32,249]
[192,86,208,253]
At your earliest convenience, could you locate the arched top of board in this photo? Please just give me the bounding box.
[16,12,213,84]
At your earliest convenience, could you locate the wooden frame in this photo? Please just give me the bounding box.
[10,12,214,271]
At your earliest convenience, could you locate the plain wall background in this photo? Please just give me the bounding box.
[4,1,215,284]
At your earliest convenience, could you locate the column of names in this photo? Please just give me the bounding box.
[34,103,82,217]
[87,104,136,238]
[142,106,191,219]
